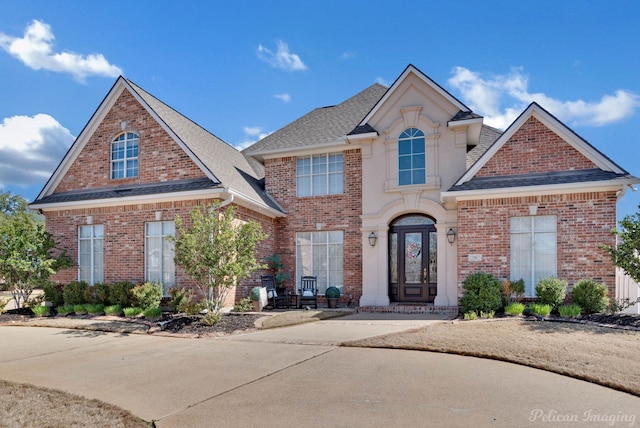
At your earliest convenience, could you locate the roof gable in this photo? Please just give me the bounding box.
[358,64,471,127]
[455,102,629,187]
[34,77,283,215]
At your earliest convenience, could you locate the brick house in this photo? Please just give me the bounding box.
[31,64,639,309]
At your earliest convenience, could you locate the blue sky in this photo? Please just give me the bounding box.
[1,0,639,218]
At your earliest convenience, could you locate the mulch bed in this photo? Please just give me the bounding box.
[0,308,264,337]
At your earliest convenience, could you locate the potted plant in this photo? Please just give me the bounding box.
[265,254,290,292]
[325,286,340,309]
[250,286,267,312]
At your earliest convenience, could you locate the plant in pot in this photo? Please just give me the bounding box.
[250,286,266,312]
[325,286,341,309]
[265,254,290,292]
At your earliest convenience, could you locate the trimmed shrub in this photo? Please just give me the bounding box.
[104,305,122,316]
[123,307,143,317]
[558,304,582,318]
[143,306,162,319]
[43,281,64,307]
[249,286,262,301]
[504,302,525,316]
[86,303,105,315]
[85,283,110,305]
[32,306,50,317]
[325,286,341,298]
[131,282,162,310]
[535,277,567,309]
[109,282,134,307]
[459,273,503,315]
[572,279,609,314]
[63,281,88,305]
[73,304,88,315]
[55,304,75,316]
[233,297,253,312]
[529,303,552,317]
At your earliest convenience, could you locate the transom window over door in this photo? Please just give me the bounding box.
[398,128,425,186]
[111,132,139,179]
[297,153,343,197]
[510,215,557,296]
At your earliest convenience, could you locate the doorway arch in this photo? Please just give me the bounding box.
[389,214,437,303]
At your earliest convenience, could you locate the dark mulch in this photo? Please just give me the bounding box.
[580,313,640,328]
[160,313,263,335]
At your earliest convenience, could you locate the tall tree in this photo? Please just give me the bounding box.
[173,203,266,323]
[0,191,72,308]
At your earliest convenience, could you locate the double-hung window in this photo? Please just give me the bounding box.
[78,225,104,284]
[145,221,175,295]
[111,132,139,179]
[295,231,343,295]
[398,128,425,185]
[297,153,343,197]
[510,215,557,296]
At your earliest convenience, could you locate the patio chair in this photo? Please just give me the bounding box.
[298,276,318,309]
[262,275,288,309]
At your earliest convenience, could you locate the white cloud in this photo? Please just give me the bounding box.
[257,40,307,71]
[375,77,390,87]
[448,66,640,129]
[341,52,354,60]
[235,126,271,150]
[0,114,74,187]
[0,20,122,82]
[274,93,291,103]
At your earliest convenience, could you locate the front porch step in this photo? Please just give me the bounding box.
[358,304,459,316]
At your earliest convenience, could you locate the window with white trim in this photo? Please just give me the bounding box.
[510,215,557,296]
[296,153,343,197]
[398,128,425,185]
[295,231,343,295]
[78,225,104,284]
[145,221,175,295]
[111,132,139,179]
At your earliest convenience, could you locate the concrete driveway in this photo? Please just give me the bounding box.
[0,314,638,427]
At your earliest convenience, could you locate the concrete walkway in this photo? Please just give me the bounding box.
[0,314,638,427]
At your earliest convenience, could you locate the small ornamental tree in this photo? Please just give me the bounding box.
[602,206,640,309]
[172,204,266,320]
[0,191,73,308]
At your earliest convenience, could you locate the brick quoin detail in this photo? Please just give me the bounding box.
[477,117,597,177]
[457,191,618,297]
[56,90,206,193]
[264,149,363,302]
[47,200,276,307]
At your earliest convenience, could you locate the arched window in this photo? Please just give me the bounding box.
[111,132,139,179]
[398,128,425,185]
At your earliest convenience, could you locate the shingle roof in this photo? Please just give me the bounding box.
[448,168,628,192]
[243,83,388,155]
[450,110,483,122]
[122,80,283,212]
[466,124,503,168]
[35,178,220,204]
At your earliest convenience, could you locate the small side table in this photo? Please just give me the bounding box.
[287,292,298,309]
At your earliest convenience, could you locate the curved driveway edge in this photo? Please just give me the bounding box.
[0,314,638,427]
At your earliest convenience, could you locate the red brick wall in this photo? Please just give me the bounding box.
[56,90,207,193]
[46,200,275,307]
[264,149,363,302]
[477,117,597,177]
[457,191,618,297]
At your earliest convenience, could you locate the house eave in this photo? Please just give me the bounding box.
[251,139,352,161]
[441,179,639,203]
[30,187,286,218]
[447,117,484,128]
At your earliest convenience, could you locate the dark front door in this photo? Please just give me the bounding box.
[389,216,437,303]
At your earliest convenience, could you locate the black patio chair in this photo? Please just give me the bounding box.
[298,276,318,309]
[262,275,288,309]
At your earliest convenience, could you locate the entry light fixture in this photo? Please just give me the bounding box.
[368,232,378,247]
[447,228,456,244]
